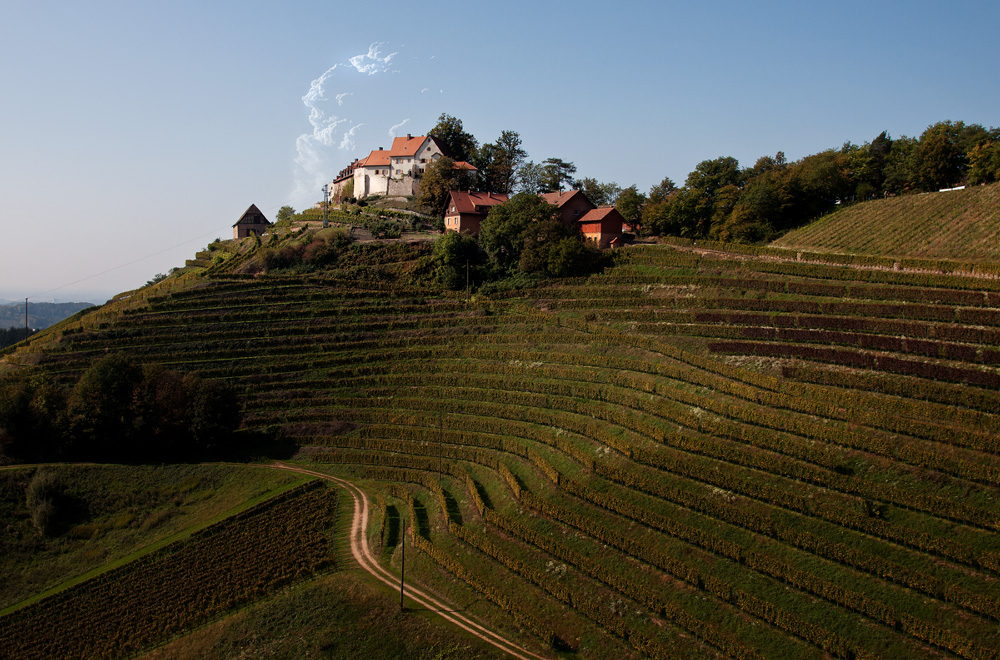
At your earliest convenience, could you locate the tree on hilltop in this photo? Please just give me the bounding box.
[539,158,578,193]
[428,113,478,163]
[475,130,527,194]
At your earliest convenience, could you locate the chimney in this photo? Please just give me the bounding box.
[407,133,412,139]
[378,146,383,150]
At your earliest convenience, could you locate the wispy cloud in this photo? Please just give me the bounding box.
[292,42,398,203]
[389,119,410,137]
[339,123,365,151]
[349,42,398,75]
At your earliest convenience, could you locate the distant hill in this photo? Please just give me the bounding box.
[772,180,1000,260]
[0,301,96,330]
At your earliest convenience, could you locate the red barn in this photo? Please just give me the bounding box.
[579,206,624,248]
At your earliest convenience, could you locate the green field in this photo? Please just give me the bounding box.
[0,464,305,612]
[3,231,1000,659]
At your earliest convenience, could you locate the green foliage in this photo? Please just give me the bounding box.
[968,141,1000,185]
[417,156,459,214]
[25,469,67,537]
[67,353,146,459]
[517,218,577,275]
[478,193,564,273]
[648,176,677,204]
[644,119,999,243]
[428,113,478,163]
[433,232,479,290]
[262,230,355,272]
[514,160,545,194]
[546,236,601,277]
[0,327,36,350]
[474,130,526,194]
[539,157,578,193]
[615,185,646,232]
[580,177,621,206]
[0,355,242,464]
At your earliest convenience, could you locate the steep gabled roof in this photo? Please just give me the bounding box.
[233,204,271,227]
[452,161,478,171]
[389,134,428,157]
[390,134,448,158]
[448,191,509,214]
[360,148,391,167]
[540,189,594,209]
[579,206,624,224]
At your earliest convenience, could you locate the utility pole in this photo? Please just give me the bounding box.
[400,518,406,610]
[322,184,330,228]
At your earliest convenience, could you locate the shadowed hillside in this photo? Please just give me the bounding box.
[3,228,1000,660]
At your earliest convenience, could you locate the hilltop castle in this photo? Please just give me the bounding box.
[330,134,475,201]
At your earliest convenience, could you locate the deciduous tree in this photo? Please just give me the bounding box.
[428,113,478,163]
[417,156,460,213]
[479,193,563,272]
[580,178,621,206]
[615,185,646,233]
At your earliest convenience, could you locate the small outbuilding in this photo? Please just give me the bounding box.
[579,206,625,248]
[232,204,272,239]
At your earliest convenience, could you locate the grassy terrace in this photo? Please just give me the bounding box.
[5,237,1000,659]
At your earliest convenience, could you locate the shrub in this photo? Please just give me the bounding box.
[26,469,66,537]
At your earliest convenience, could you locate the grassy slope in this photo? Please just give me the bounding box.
[0,464,304,612]
[141,572,509,660]
[772,180,1000,259]
[4,231,1000,659]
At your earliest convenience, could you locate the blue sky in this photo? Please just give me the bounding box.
[1,0,998,304]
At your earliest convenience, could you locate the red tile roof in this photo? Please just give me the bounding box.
[390,134,430,157]
[360,148,391,167]
[452,161,478,171]
[448,191,509,214]
[540,189,590,208]
[579,206,624,224]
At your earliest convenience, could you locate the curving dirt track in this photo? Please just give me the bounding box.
[272,463,550,660]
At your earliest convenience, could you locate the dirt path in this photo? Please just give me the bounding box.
[271,463,550,660]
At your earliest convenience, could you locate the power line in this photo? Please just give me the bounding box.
[27,224,233,300]
[24,196,321,301]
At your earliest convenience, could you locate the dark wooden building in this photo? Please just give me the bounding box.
[232,204,272,239]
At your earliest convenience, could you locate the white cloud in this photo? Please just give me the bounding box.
[348,42,398,75]
[421,88,430,94]
[389,119,410,137]
[339,123,365,151]
[293,42,399,204]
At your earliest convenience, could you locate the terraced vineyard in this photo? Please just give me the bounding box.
[773,181,1000,260]
[5,236,1000,659]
